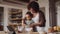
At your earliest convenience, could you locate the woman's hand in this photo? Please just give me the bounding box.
[30,23,35,27]
[30,22,42,27]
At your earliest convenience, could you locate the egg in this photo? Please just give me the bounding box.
[53,26,57,31]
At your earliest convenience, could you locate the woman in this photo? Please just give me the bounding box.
[27,1,46,34]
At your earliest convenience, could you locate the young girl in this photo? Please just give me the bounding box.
[22,12,34,32]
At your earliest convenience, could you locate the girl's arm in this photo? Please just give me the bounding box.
[22,19,26,27]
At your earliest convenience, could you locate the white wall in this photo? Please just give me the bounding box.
[56,1,60,26]
[57,6,60,26]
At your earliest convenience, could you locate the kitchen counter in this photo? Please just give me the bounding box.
[1,31,60,34]
[0,31,39,34]
[17,32,39,34]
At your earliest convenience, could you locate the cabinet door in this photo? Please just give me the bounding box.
[0,7,4,31]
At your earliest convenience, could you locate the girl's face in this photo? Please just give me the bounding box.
[25,14,31,20]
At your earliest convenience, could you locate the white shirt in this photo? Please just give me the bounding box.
[32,13,39,23]
[32,13,45,34]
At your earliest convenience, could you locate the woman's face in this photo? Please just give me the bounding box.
[29,8,35,14]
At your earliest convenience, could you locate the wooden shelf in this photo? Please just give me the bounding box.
[9,8,22,24]
[8,8,22,31]
[9,11,22,14]
[9,21,22,26]
[10,18,22,20]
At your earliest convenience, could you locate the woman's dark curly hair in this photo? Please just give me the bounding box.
[27,1,39,12]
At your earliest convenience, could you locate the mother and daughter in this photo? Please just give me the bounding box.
[19,1,46,34]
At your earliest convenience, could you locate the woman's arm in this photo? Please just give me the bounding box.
[30,21,44,27]
[30,12,46,27]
